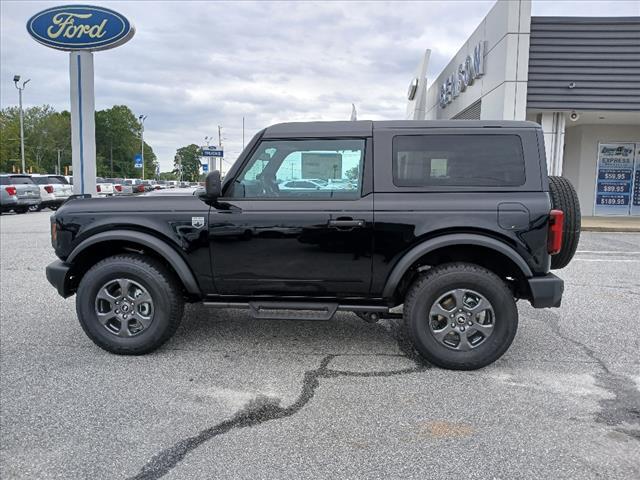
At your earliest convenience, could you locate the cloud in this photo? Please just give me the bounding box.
[2,0,637,170]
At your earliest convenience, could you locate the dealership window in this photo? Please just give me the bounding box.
[393,135,525,187]
[230,139,364,199]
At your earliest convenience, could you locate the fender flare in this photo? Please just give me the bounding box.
[382,233,533,298]
[67,230,201,295]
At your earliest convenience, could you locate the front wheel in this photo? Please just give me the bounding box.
[76,254,184,354]
[404,262,518,370]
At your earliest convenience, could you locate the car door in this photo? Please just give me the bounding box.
[209,137,373,297]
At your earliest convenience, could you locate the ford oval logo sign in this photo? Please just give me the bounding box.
[27,5,135,51]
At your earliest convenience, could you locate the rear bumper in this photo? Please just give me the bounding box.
[2,197,41,208]
[41,199,65,208]
[46,260,72,298]
[527,273,564,308]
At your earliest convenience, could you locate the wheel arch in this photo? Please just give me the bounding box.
[382,234,533,301]
[66,230,201,297]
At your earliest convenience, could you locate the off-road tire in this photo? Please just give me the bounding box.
[76,253,184,354]
[404,262,518,370]
[548,176,581,269]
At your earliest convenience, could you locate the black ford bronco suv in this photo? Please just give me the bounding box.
[46,121,580,370]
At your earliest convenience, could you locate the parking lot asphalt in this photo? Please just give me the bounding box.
[1,210,639,480]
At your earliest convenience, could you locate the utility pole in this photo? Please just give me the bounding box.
[204,136,212,174]
[57,149,62,175]
[242,117,245,150]
[13,75,30,174]
[218,125,223,174]
[139,114,147,179]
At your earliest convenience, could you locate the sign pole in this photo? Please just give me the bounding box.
[69,51,97,196]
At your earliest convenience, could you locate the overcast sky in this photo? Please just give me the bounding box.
[2,0,639,171]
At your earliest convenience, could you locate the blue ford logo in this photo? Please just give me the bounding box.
[26,5,135,51]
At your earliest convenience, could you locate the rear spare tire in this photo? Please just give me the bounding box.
[548,176,581,269]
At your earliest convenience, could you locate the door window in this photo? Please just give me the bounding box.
[229,139,365,199]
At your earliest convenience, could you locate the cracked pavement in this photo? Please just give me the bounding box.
[1,211,639,479]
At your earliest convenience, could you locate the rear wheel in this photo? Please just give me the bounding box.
[404,263,518,370]
[14,207,29,214]
[548,176,581,269]
[76,254,184,354]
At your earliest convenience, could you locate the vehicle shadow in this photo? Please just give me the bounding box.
[169,303,408,357]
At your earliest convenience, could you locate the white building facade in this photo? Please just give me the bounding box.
[420,0,640,216]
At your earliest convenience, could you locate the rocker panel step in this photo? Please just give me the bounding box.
[248,301,338,321]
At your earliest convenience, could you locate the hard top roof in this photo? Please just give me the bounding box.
[263,120,540,137]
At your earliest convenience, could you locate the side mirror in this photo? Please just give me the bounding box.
[205,170,221,199]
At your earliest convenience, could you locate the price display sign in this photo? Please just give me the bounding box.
[631,144,640,217]
[594,143,635,215]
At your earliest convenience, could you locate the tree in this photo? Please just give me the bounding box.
[158,171,178,181]
[345,166,359,180]
[174,144,202,182]
[95,105,158,179]
[1,104,158,177]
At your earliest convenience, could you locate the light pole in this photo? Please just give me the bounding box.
[218,125,223,174]
[13,75,30,174]
[204,135,213,173]
[139,114,147,179]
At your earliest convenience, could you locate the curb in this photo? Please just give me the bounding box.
[581,226,640,233]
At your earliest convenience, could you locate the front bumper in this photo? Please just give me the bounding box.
[527,273,564,308]
[46,260,72,298]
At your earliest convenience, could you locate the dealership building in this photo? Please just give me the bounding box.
[416,0,639,216]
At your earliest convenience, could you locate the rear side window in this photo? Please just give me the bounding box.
[393,135,525,187]
[5,176,35,185]
[46,176,68,184]
[34,176,66,185]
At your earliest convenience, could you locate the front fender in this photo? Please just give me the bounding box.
[67,230,201,295]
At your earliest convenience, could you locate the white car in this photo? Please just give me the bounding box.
[30,174,73,211]
[279,179,328,191]
[326,178,356,190]
[105,178,133,196]
[95,177,115,196]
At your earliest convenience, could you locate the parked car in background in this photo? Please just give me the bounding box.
[140,180,156,192]
[326,178,356,190]
[105,178,133,196]
[30,174,73,211]
[95,177,115,197]
[143,186,202,196]
[124,179,146,194]
[279,179,328,191]
[0,174,41,213]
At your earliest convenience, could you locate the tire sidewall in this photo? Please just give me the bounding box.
[76,259,174,352]
[407,268,518,369]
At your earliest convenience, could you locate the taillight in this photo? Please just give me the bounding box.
[137,185,144,192]
[44,185,54,194]
[548,210,564,255]
[96,185,101,193]
[5,186,17,196]
[115,185,122,192]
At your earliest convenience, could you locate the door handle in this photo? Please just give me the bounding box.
[328,218,365,229]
